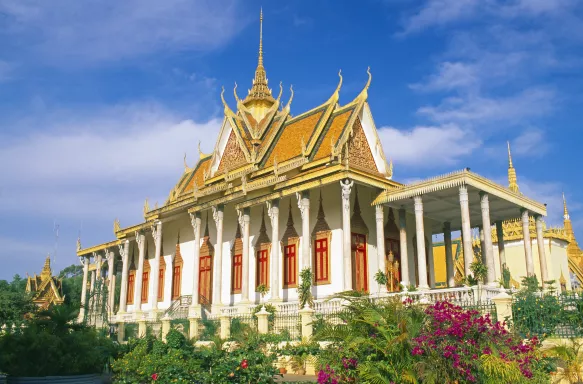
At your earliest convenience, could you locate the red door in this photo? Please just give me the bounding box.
[351,233,368,292]
[199,254,213,304]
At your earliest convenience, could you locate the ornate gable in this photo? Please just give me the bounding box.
[347,117,379,174]
[217,130,249,174]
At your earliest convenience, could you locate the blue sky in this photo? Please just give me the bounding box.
[1,0,583,279]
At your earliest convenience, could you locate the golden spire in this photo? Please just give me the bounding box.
[563,191,570,220]
[507,141,519,193]
[243,9,275,107]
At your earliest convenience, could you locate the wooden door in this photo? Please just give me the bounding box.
[351,233,368,292]
[199,254,213,304]
[256,249,269,287]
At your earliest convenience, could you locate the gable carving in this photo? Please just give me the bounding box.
[348,118,378,173]
[217,130,248,174]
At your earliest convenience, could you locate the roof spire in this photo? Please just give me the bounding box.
[259,8,263,68]
[243,8,275,108]
[507,141,519,193]
[563,191,570,220]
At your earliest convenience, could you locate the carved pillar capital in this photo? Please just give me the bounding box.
[459,184,469,202]
[267,199,280,226]
[135,231,144,247]
[296,191,310,219]
[212,205,224,225]
[413,195,423,212]
[375,204,384,220]
[340,179,354,211]
[190,212,201,234]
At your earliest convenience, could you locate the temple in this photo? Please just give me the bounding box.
[25,255,65,309]
[77,12,565,326]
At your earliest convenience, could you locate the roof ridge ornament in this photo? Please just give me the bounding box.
[284,85,294,112]
[507,141,520,193]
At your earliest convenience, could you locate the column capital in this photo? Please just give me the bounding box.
[520,207,529,216]
[478,190,488,198]
[296,191,310,219]
[212,205,224,225]
[266,199,280,223]
[151,220,162,242]
[189,212,201,233]
[413,195,423,210]
[459,184,469,202]
[340,178,354,199]
[375,204,384,220]
[135,231,145,246]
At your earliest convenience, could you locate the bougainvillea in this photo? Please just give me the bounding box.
[413,301,552,383]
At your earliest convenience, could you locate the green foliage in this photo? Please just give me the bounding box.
[470,258,488,284]
[0,304,117,376]
[313,293,425,383]
[112,330,280,383]
[298,268,314,309]
[512,275,562,339]
[374,270,387,292]
[0,275,36,326]
[199,319,219,341]
[500,263,512,289]
[546,338,583,383]
[252,303,276,331]
[282,340,320,374]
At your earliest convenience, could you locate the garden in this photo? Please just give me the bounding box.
[0,269,582,383]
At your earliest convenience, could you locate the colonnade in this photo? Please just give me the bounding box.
[78,181,550,322]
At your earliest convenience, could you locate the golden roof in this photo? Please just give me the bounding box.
[507,141,519,194]
[26,255,65,308]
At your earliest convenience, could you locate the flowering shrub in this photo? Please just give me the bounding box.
[413,301,552,383]
[314,293,425,383]
[112,329,280,383]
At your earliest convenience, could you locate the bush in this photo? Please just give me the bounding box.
[112,330,281,383]
[314,294,425,383]
[413,301,552,383]
[0,305,117,376]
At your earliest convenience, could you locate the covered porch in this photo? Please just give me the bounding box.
[373,168,547,290]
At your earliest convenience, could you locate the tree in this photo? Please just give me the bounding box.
[0,275,36,325]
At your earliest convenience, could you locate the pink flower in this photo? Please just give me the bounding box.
[151,373,158,381]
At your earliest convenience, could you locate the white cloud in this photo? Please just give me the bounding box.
[410,61,478,92]
[417,87,555,126]
[378,123,481,167]
[0,0,244,63]
[0,102,222,218]
[400,0,480,35]
[512,129,548,156]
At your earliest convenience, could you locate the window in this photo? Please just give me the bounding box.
[141,271,149,303]
[232,253,242,293]
[157,267,165,301]
[314,237,329,283]
[172,265,181,300]
[283,244,297,287]
[127,272,135,304]
[256,249,269,288]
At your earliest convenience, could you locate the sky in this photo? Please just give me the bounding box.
[1,0,583,280]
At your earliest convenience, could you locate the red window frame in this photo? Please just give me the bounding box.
[157,267,165,301]
[314,238,329,283]
[283,244,297,287]
[256,249,269,288]
[199,254,212,304]
[232,253,242,293]
[141,271,149,304]
[172,265,181,300]
[127,272,135,304]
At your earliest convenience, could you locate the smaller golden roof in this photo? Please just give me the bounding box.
[26,255,65,309]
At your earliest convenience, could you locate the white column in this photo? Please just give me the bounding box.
[398,207,410,288]
[267,200,281,301]
[150,220,162,310]
[106,249,116,316]
[78,256,89,322]
[340,179,354,291]
[189,212,202,309]
[496,221,506,268]
[535,215,549,285]
[239,208,251,303]
[89,268,96,311]
[96,253,103,280]
[459,185,474,278]
[118,240,130,314]
[212,205,224,306]
[134,231,146,312]
[479,192,496,286]
[297,191,311,271]
[444,222,455,288]
[521,209,535,276]
[375,205,386,292]
[479,227,486,266]
[413,196,429,290]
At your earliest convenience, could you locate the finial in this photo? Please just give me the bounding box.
[387,157,393,180]
[183,153,189,171]
[220,86,228,109]
[198,141,204,159]
[563,191,570,220]
[285,85,294,111]
[259,8,264,67]
[365,66,372,90]
[144,198,150,216]
[276,81,283,103]
[507,141,514,168]
[113,218,120,234]
[336,69,343,93]
[234,82,241,103]
[76,237,81,252]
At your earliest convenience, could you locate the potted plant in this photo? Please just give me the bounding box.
[298,268,314,309]
[284,341,319,376]
[256,284,268,309]
[374,269,388,296]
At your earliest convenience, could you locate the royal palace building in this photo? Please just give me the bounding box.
[77,12,566,325]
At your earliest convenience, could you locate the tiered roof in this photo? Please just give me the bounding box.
[25,255,65,308]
